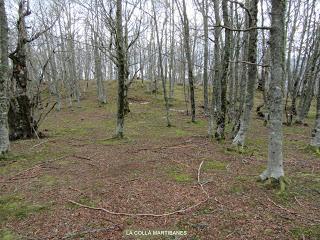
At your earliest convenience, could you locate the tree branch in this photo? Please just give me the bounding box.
[68,161,212,217]
[229,60,270,68]
[227,0,251,19]
[210,24,271,32]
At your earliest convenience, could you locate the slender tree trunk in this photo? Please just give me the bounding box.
[296,29,319,123]
[208,0,221,138]
[232,0,258,146]
[260,0,286,181]
[311,77,320,149]
[115,0,125,138]
[152,0,171,127]
[182,0,196,122]
[169,0,175,99]
[0,0,9,153]
[215,0,231,140]
[202,0,209,114]
[93,31,107,104]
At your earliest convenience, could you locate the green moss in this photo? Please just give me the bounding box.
[0,194,49,223]
[190,120,207,127]
[235,175,252,182]
[304,145,320,157]
[175,129,188,137]
[230,185,245,194]
[97,136,134,145]
[167,168,193,183]
[203,160,227,171]
[39,175,59,186]
[290,225,320,240]
[0,148,68,176]
[195,205,216,215]
[0,229,19,240]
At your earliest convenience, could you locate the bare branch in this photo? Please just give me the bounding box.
[229,60,270,68]
[210,24,271,32]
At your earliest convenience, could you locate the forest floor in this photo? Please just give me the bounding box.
[0,81,320,240]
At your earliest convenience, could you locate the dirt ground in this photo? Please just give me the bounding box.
[0,81,319,240]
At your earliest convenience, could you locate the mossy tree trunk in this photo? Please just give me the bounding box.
[232,0,258,146]
[115,0,126,138]
[182,0,196,123]
[311,76,320,149]
[215,0,231,140]
[8,0,34,140]
[208,0,221,138]
[260,0,286,181]
[296,28,319,124]
[0,0,9,154]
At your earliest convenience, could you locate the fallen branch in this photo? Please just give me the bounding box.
[30,140,50,150]
[72,153,99,167]
[68,161,211,217]
[1,155,68,183]
[267,197,320,223]
[131,141,206,153]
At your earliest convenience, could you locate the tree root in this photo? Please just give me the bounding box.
[258,176,290,194]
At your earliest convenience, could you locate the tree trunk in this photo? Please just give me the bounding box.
[260,0,286,181]
[8,0,35,140]
[311,78,320,149]
[296,29,319,123]
[115,0,126,138]
[202,0,209,114]
[152,0,171,127]
[215,0,231,140]
[0,0,9,153]
[232,0,258,146]
[182,0,196,122]
[208,0,221,138]
[93,31,107,104]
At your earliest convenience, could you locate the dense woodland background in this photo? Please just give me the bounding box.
[0,0,320,239]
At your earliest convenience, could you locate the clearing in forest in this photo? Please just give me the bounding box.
[0,81,319,240]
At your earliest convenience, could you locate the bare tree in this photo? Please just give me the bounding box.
[0,0,9,154]
[115,0,126,138]
[232,0,258,146]
[310,75,320,151]
[8,0,35,140]
[152,0,171,127]
[215,0,231,140]
[177,0,196,123]
[259,0,286,185]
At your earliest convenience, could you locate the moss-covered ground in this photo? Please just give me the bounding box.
[0,80,319,239]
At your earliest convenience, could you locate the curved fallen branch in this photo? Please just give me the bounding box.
[68,160,212,217]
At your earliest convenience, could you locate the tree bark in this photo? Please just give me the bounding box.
[182,0,196,122]
[232,0,258,146]
[208,0,221,138]
[215,0,231,140]
[152,0,171,127]
[8,0,35,140]
[260,0,286,181]
[0,0,9,153]
[311,76,320,149]
[115,0,126,138]
[202,0,209,114]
